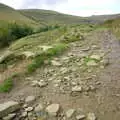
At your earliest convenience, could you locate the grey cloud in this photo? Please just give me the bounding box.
[21,0,66,8]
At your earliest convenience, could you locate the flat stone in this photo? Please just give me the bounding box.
[21,112,27,118]
[22,51,35,58]
[66,109,75,118]
[76,114,86,120]
[0,101,20,118]
[31,81,39,87]
[25,107,33,112]
[34,104,44,112]
[90,55,101,61]
[25,96,35,104]
[72,86,82,92]
[39,45,53,51]
[51,60,62,66]
[86,60,98,66]
[46,104,60,116]
[38,81,48,87]
[3,113,16,120]
[87,113,96,120]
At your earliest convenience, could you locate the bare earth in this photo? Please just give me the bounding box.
[0,29,120,120]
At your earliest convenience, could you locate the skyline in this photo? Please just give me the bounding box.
[0,0,120,16]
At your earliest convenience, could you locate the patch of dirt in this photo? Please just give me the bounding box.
[0,30,120,120]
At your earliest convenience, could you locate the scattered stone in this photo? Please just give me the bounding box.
[31,81,39,87]
[87,113,96,120]
[34,104,44,112]
[0,101,20,118]
[76,114,86,120]
[86,60,98,66]
[51,60,62,66]
[46,104,60,116]
[90,55,101,61]
[3,113,16,120]
[39,45,53,51]
[72,86,82,92]
[66,109,75,118]
[25,96,35,104]
[38,81,48,87]
[81,47,90,51]
[101,59,109,66]
[22,51,35,58]
[25,107,33,112]
[21,112,27,118]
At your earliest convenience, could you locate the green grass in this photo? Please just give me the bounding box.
[0,3,38,27]
[103,18,120,39]
[0,78,13,92]
[27,43,68,73]
[84,56,100,65]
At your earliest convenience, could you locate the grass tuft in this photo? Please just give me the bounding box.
[27,43,68,73]
[0,78,13,92]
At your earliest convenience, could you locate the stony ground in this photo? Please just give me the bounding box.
[0,29,120,120]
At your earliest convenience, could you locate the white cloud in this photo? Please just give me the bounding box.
[0,0,120,16]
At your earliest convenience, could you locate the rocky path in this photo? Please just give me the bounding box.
[0,29,120,120]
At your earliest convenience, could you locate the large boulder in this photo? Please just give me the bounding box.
[0,101,20,118]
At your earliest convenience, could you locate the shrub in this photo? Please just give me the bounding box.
[0,23,34,48]
[36,24,60,33]
[9,23,33,40]
[0,78,13,92]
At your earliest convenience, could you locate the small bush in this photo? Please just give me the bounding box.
[36,24,60,33]
[9,23,33,40]
[0,23,34,48]
[0,78,13,92]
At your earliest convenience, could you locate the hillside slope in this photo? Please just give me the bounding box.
[0,3,38,26]
[18,9,91,25]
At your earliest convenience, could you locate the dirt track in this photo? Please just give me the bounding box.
[0,29,120,120]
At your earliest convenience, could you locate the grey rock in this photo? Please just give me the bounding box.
[38,81,48,87]
[90,55,101,61]
[0,101,20,118]
[87,113,96,120]
[51,60,62,66]
[3,113,16,120]
[46,104,60,116]
[86,60,98,66]
[25,107,33,112]
[34,104,44,112]
[21,111,27,118]
[66,109,75,118]
[76,114,86,120]
[25,96,35,104]
[72,86,82,92]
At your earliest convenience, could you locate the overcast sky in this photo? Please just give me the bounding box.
[0,0,120,16]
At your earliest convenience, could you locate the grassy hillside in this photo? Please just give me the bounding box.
[0,3,38,27]
[103,18,120,39]
[18,9,91,25]
[88,14,120,23]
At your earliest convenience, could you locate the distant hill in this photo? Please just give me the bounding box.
[88,14,120,23]
[0,3,38,26]
[18,9,91,25]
